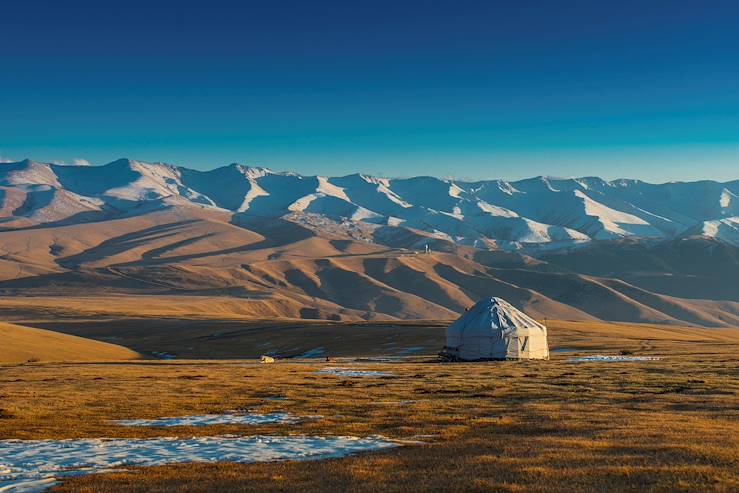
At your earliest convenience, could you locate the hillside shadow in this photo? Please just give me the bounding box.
[56,220,201,268]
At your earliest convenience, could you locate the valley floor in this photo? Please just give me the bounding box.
[1,320,738,492]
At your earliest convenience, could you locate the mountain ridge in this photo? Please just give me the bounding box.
[2,158,737,249]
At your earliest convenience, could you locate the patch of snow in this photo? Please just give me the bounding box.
[236,165,272,179]
[317,367,394,377]
[350,206,383,222]
[0,435,400,493]
[719,188,733,209]
[287,194,320,212]
[697,216,739,244]
[448,183,465,198]
[115,412,310,427]
[476,201,519,218]
[354,356,406,363]
[496,180,520,195]
[362,176,412,208]
[541,177,560,192]
[570,355,662,362]
[237,180,270,212]
[316,177,350,202]
[575,190,649,226]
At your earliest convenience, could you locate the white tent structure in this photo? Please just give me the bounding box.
[442,297,549,360]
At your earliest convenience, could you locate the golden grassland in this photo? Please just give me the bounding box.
[1,320,738,492]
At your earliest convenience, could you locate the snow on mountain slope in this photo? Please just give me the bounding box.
[690,216,739,245]
[0,159,61,188]
[54,159,180,201]
[179,164,267,210]
[10,186,104,224]
[387,176,467,212]
[0,158,737,249]
[330,174,412,215]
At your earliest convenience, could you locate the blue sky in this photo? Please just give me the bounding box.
[2,0,739,181]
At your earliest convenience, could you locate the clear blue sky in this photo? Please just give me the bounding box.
[2,0,739,181]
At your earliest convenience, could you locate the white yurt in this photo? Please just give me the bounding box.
[442,297,549,360]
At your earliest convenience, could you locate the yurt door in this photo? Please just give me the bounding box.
[505,336,519,358]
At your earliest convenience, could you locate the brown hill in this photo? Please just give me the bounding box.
[0,206,737,326]
[0,321,140,364]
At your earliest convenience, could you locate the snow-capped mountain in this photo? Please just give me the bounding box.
[1,158,738,249]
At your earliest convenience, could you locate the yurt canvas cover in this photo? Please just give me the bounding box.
[444,297,549,360]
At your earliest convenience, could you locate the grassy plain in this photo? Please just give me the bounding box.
[1,320,737,492]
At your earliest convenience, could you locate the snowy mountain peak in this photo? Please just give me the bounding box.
[227,163,273,179]
[0,157,737,249]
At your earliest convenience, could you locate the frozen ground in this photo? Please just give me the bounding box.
[115,412,313,427]
[0,435,399,493]
[317,367,394,377]
[570,355,662,362]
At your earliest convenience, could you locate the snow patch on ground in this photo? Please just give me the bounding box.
[570,355,662,362]
[0,435,399,493]
[115,412,311,427]
[317,367,394,377]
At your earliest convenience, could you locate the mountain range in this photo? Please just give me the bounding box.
[2,158,737,248]
[1,158,738,327]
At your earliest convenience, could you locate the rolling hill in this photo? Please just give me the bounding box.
[0,321,140,364]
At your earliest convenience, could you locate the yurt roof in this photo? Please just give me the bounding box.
[464,297,545,332]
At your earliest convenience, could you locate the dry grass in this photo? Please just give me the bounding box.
[0,321,139,364]
[1,320,737,492]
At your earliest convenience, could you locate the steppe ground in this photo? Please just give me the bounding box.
[1,315,738,492]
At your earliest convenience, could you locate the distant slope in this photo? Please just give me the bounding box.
[540,236,739,301]
[0,322,140,364]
